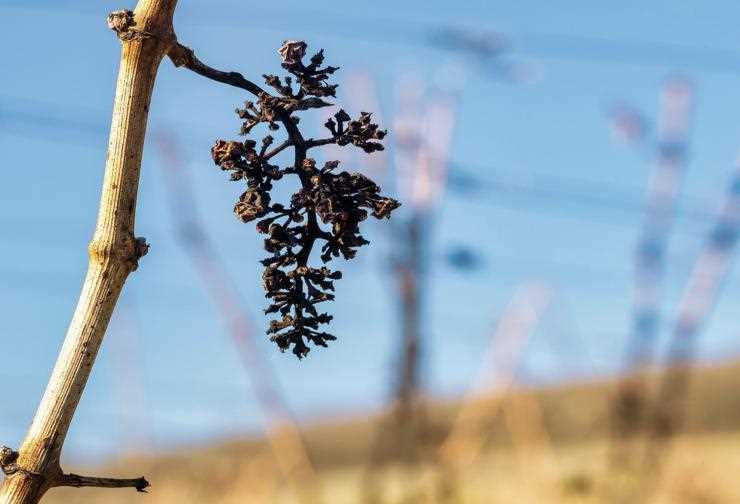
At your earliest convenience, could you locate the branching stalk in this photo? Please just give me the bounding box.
[169,41,398,358]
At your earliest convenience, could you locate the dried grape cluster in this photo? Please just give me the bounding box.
[211,41,400,358]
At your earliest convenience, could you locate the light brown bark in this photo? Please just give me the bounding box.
[0,2,177,503]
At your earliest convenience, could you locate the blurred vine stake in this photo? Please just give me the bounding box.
[1,1,398,503]
[0,2,177,502]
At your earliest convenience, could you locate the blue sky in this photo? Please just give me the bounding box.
[3,1,740,460]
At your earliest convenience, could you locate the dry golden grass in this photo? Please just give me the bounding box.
[42,360,740,503]
[43,434,740,504]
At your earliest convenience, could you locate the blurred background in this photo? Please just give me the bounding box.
[3,1,740,502]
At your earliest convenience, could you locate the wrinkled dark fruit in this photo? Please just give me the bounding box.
[210,41,400,358]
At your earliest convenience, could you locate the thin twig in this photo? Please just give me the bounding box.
[168,43,266,96]
[305,138,337,149]
[264,139,294,159]
[57,474,149,492]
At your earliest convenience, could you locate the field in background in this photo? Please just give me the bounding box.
[44,360,740,503]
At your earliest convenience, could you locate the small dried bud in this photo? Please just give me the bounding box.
[0,446,19,476]
[372,197,401,219]
[278,40,307,66]
[256,218,272,234]
[134,236,150,259]
[107,10,135,34]
[325,111,386,153]
[324,117,337,135]
[234,188,270,223]
[212,140,244,168]
[335,109,351,123]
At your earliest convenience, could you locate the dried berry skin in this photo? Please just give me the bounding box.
[210,41,400,358]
